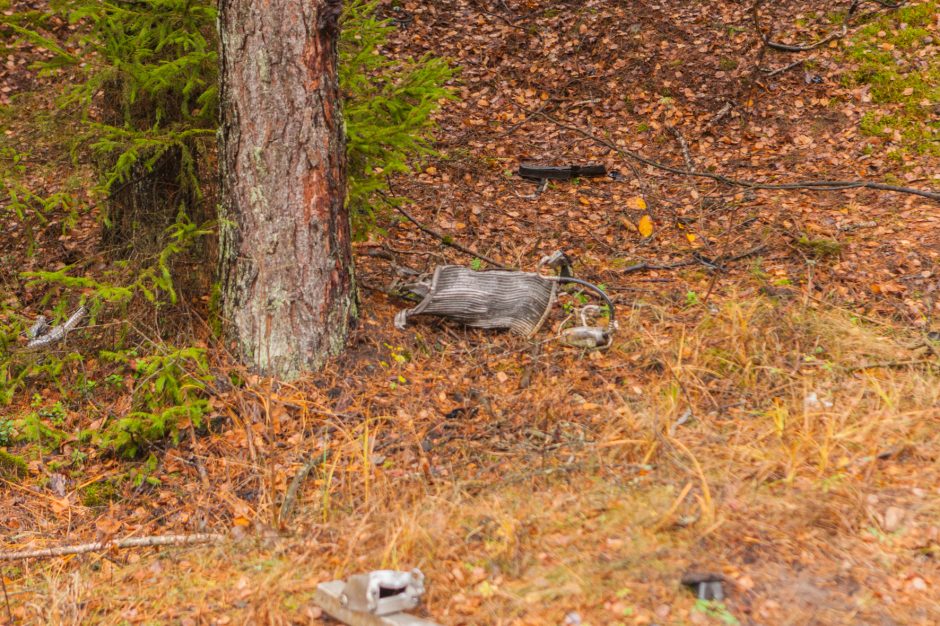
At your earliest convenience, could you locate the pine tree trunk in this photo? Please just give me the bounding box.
[218,0,355,379]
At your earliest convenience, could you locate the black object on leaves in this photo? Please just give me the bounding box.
[681,571,726,601]
[608,170,628,181]
[443,406,478,420]
[517,163,607,181]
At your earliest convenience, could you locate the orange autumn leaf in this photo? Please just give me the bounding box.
[626,196,647,210]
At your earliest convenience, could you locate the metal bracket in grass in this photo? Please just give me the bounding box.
[681,571,726,601]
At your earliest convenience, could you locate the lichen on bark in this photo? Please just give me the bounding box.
[218,0,356,379]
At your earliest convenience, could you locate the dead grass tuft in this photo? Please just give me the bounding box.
[9,293,938,625]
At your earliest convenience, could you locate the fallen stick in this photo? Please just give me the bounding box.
[537,112,940,202]
[392,205,513,270]
[706,102,733,127]
[762,56,813,77]
[618,244,769,274]
[667,126,695,174]
[846,359,936,373]
[1,572,10,624]
[750,0,859,53]
[279,451,331,524]
[0,533,223,561]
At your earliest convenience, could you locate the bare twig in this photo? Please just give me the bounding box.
[764,25,847,52]
[536,112,940,202]
[837,220,877,233]
[752,0,905,54]
[723,243,770,263]
[392,204,513,270]
[668,126,695,174]
[279,452,329,524]
[618,244,769,275]
[751,0,849,52]
[0,533,223,561]
[706,102,733,128]
[188,427,210,487]
[1,571,11,623]
[847,359,936,372]
[498,98,552,137]
[469,0,527,31]
[763,56,814,77]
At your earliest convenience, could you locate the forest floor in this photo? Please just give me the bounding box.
[1,0,939,624]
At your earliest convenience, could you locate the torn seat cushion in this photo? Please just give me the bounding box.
[394,266,557,337]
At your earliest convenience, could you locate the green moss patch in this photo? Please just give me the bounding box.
[843,2,939,155]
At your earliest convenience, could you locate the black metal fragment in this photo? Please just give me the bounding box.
[517,163,607,180]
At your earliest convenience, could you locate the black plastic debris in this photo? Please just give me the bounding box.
[517,163,607,181]
[443,406,478,420]
[681,571,726,601]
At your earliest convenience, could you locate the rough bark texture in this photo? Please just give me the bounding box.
[218,0,355,379]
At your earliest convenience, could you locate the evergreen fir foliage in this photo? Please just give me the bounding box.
[340,1,454,236]
[0,0,454,456]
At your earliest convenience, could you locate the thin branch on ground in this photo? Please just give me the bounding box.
[1,572,11,623]
[0,533,223,561]
[763,56,814,76]
[279,451,329,524]
[469,0,527,32]
[707,102,733,128]
[668,126,695,174]
[537,112,940,202]
[392,204,513,270]
[499,98,553,137]
[619,244,769,274]
[752,0,905,54]
[847,359,937,372]
[860,0,905,9]
[188,426,210,487]
[751,0,847,53]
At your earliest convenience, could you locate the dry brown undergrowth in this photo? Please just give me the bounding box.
[12,293,940,625]
[5,0,940,624]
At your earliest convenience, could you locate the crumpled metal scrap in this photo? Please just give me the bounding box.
[393,252,615,347]
[394,265,558,336]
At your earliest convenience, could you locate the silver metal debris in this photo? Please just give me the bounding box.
[314,569,440,626]
[394,253,616,348]
[560,325,610,349]
[395,266,558,336]
[341,569,425,616]
[27,306,86,348]
[559,305,614,349]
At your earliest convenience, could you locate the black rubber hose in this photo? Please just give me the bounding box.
[549,276,616,328]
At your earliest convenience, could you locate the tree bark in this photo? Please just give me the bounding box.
[218,0,355,378]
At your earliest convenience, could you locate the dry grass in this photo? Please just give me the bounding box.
[8,291,939,625]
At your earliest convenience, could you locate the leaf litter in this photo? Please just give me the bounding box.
[1,0,940,624]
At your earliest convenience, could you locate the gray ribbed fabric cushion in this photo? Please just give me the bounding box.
[394,266,557,337]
